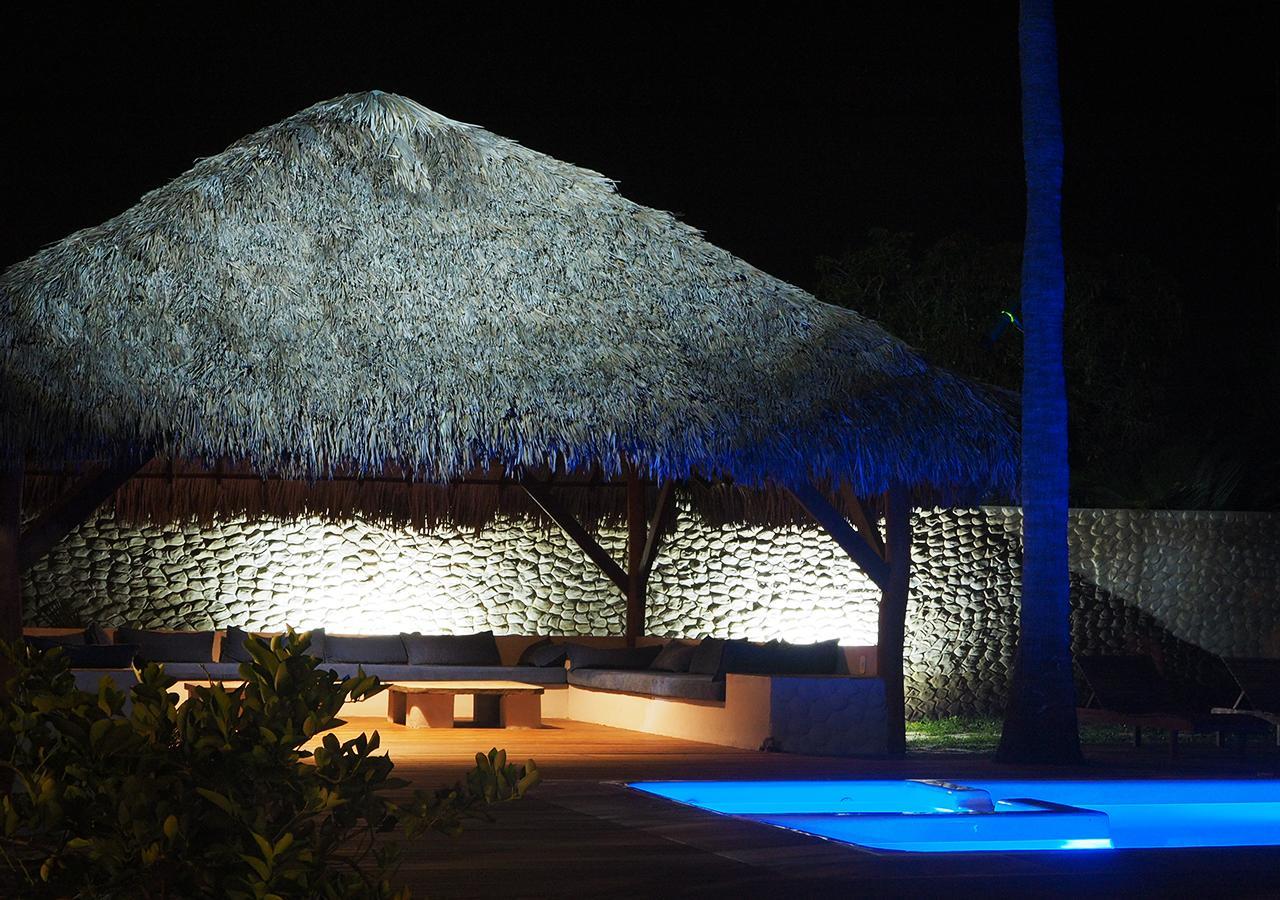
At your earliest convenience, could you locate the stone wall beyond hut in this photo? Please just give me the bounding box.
[21,506,1280,718]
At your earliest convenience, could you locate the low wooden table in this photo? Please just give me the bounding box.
[386,681,544,729]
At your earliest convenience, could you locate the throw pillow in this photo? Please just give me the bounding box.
[519,639,569,668]
[25,630,89,651]
[649,641,697,672]
[324,634,407,664]
[65,643,139,669]
[402,632,502,666]
[564,643,662,670]
[688,637,747,679]
[114,628,215,663]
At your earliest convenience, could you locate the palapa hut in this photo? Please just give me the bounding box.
[0,91,1017,748]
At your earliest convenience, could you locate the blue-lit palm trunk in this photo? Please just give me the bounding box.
[996,0,1082,763]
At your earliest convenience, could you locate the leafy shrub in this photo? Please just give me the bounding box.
[0,631,539,898]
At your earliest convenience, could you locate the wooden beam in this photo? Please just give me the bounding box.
[879,485,913,759]
[521,479,627,593]
[639,480,676,580]
[0,463,23,646]
[20,458,150,571]
[838,481,886,561]
[625,470,647,646]
[787,481,891,590]
[25,468,636,489]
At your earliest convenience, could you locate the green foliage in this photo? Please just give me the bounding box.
[0,632,539,899]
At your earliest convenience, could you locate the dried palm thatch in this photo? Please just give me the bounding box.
[1,91,1016,517]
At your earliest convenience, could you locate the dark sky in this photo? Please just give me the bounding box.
[2,4,1276,421]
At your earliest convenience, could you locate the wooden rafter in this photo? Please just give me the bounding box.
[524,470,678,645]
[20,458,152,572]
[639,479,676,580]
[838,481,886,561]
[787,480,891,590]
[520,478,627,592]
[626,470,647,644]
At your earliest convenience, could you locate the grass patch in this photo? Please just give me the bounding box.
[905,717,1232,752]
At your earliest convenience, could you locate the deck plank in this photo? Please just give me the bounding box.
[320,717,1280,898]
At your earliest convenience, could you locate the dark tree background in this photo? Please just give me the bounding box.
[816,231,1271,508]
[1,4,1275,509]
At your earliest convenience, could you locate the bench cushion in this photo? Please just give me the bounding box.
[115,628,215,663]
[320,663,569,685]
[161,662,245,679]
[649,641,697,672]
[402,632,501,666]
[518,638,569,668]
[325,634,407,664]
[723,639,841,676]
[221,626,326,662]
[565,643,662,671]
[63,644,139,669]
[568,668,725,701]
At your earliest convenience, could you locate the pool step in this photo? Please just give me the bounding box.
[750,800,1113,853]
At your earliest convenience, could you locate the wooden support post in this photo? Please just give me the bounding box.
[880,485,913,758]
[625,470,647,646]
[0,463,23,647]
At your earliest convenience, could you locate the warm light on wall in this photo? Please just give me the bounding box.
[26,511,884,644]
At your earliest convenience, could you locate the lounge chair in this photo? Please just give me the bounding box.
[1075,654,1267,755]
[1212,657,1280,746]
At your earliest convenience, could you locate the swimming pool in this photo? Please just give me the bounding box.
[628,779,1280,853]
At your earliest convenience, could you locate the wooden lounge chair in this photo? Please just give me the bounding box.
[1212,657,1280,746]
[1075,654,1267,755]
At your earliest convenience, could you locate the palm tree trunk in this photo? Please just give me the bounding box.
[996,0,1082,763]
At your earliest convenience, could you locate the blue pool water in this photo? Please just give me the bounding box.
[628,779,1280,853]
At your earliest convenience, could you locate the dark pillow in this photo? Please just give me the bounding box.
[64,644,139,669]
[115,628,215,663]
[721,640,781,675]
[403,632,502,666]
[517,637,550,665]
[564,643,662,671]
[222,627,326,662]
[519,639,569,668]
[688,638,747,679]
[87,623,112,645]
[25,630,89,651]
[649,641,697,673]
[296,627,326,659]
[324,634,407,664]
[219,626,256,663]
[775,639,841,675]
[722,639,842,676]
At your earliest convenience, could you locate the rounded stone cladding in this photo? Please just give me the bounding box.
[21,506,1280,718]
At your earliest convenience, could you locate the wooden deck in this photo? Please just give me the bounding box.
[326,717,1280,898]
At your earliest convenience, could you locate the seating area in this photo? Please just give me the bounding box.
[1212,657,1280,745]
[24,626,888,756]
[1075,653,1271,754]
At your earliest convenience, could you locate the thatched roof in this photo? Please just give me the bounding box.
[1,90,1016,507]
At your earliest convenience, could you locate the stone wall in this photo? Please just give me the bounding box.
[22,506,1280,718]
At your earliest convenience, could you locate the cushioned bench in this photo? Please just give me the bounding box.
[567,668,724,701]
[158,662,569,684]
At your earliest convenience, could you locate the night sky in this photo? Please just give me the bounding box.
[2,5,1276,481]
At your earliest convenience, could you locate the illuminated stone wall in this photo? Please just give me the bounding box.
[21,511,881,644]
[21,506,1280,717]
